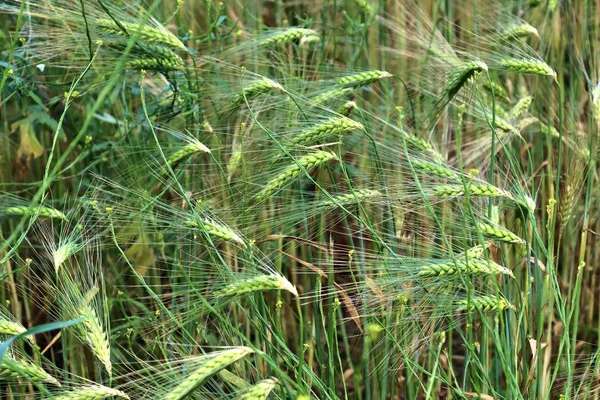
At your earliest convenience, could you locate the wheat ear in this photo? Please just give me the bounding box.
[161,141,211,176]
[411,160,458,179]
[183,217,246,247]
[3,206,67,220]
[317,189,381,208]
[456,295,514,312]
[53,242,80,273]
[432,183,511,199]
[127,56,183,71]
[78,304,112,377]
[496,23,539,41]
[237,378,279,400]
[337,100,357,117]
[456,242,492,259]
[230,78,284,109]
[402,135,444,161]
[256,150,337,200]
[313,87,354,105]
[95,19,186,50]
[163,347,254,400]
[592,83,600,131]
[476,221,525,244]
[483,80,510,102]
[286,117,364,148]
[260,28,320,46]
[418,258,513,278]
[434,184,536,213]
[49,385,129,400]
[445,60,487,99]
[107,41,184,71]
[0,317,26,336]
[497,57,557,79]
[508,96,533,120]
[336,70,392,88]
[1,358,60,386]
[215,274,298,298]
[483,110,519,134]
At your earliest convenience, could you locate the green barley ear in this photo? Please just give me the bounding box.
[285,117,364,149]
[49,385,130,400]
[219,369,250,390]
[336,70,392,88]
[592,83,600,131]
[402,134,444,161]
[78,303,112,376]
[126,55,184,71]
[432,183,511,199]
[445,60,488,99]
[411,160,458,179]
[483,110,519,134]
[495,23,539,42]
[456,295,515,312]
[496,57,557,79]
[163,347,254,400]
[559,180,579,233]
[3,206,67,220]
[313,87,354,106]
[483,80,510,103]
[183,217,246,247]
[432,182,534,212]
[215,274,298,298]
[161,140,211,177]
[517,117,539,131]
[508,96,533,120]
[237,378,279,400]
[456,242,492,259]
[1,357,60,387]
[418,258,513,278]
[53,260,112,377]
[52,241,80,273]
[475,221,525,244]
[537,121,560,138]
[317,189,381,208]
[107,41,184,71]
[260,27,320,46]
[0,315,26,336]
[256,150,337,201]
[95,19,186,51]
[337,100,357,117]
[230,77,284,110]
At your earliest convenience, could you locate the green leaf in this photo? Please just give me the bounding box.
[0,318,84,362]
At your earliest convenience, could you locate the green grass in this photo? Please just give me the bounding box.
[0,0,599,399]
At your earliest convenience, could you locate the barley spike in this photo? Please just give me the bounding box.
[336,70,392,88]
[476,222,525,244]
[237,378,279,400]
[215,274,298,297]
[456,295,514,312]
[260,28,320,46]
[163,347,254,400]
[49,385,129,400]
[3,206,67,220]
[497,58,556,79]
[418,258,513,278]
[95,19,186,50]
[257,150,337,200]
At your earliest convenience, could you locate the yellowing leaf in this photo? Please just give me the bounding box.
[12,118,44,159]
[124,231,155,276]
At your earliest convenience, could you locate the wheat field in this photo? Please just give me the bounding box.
[0,0,599,399]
